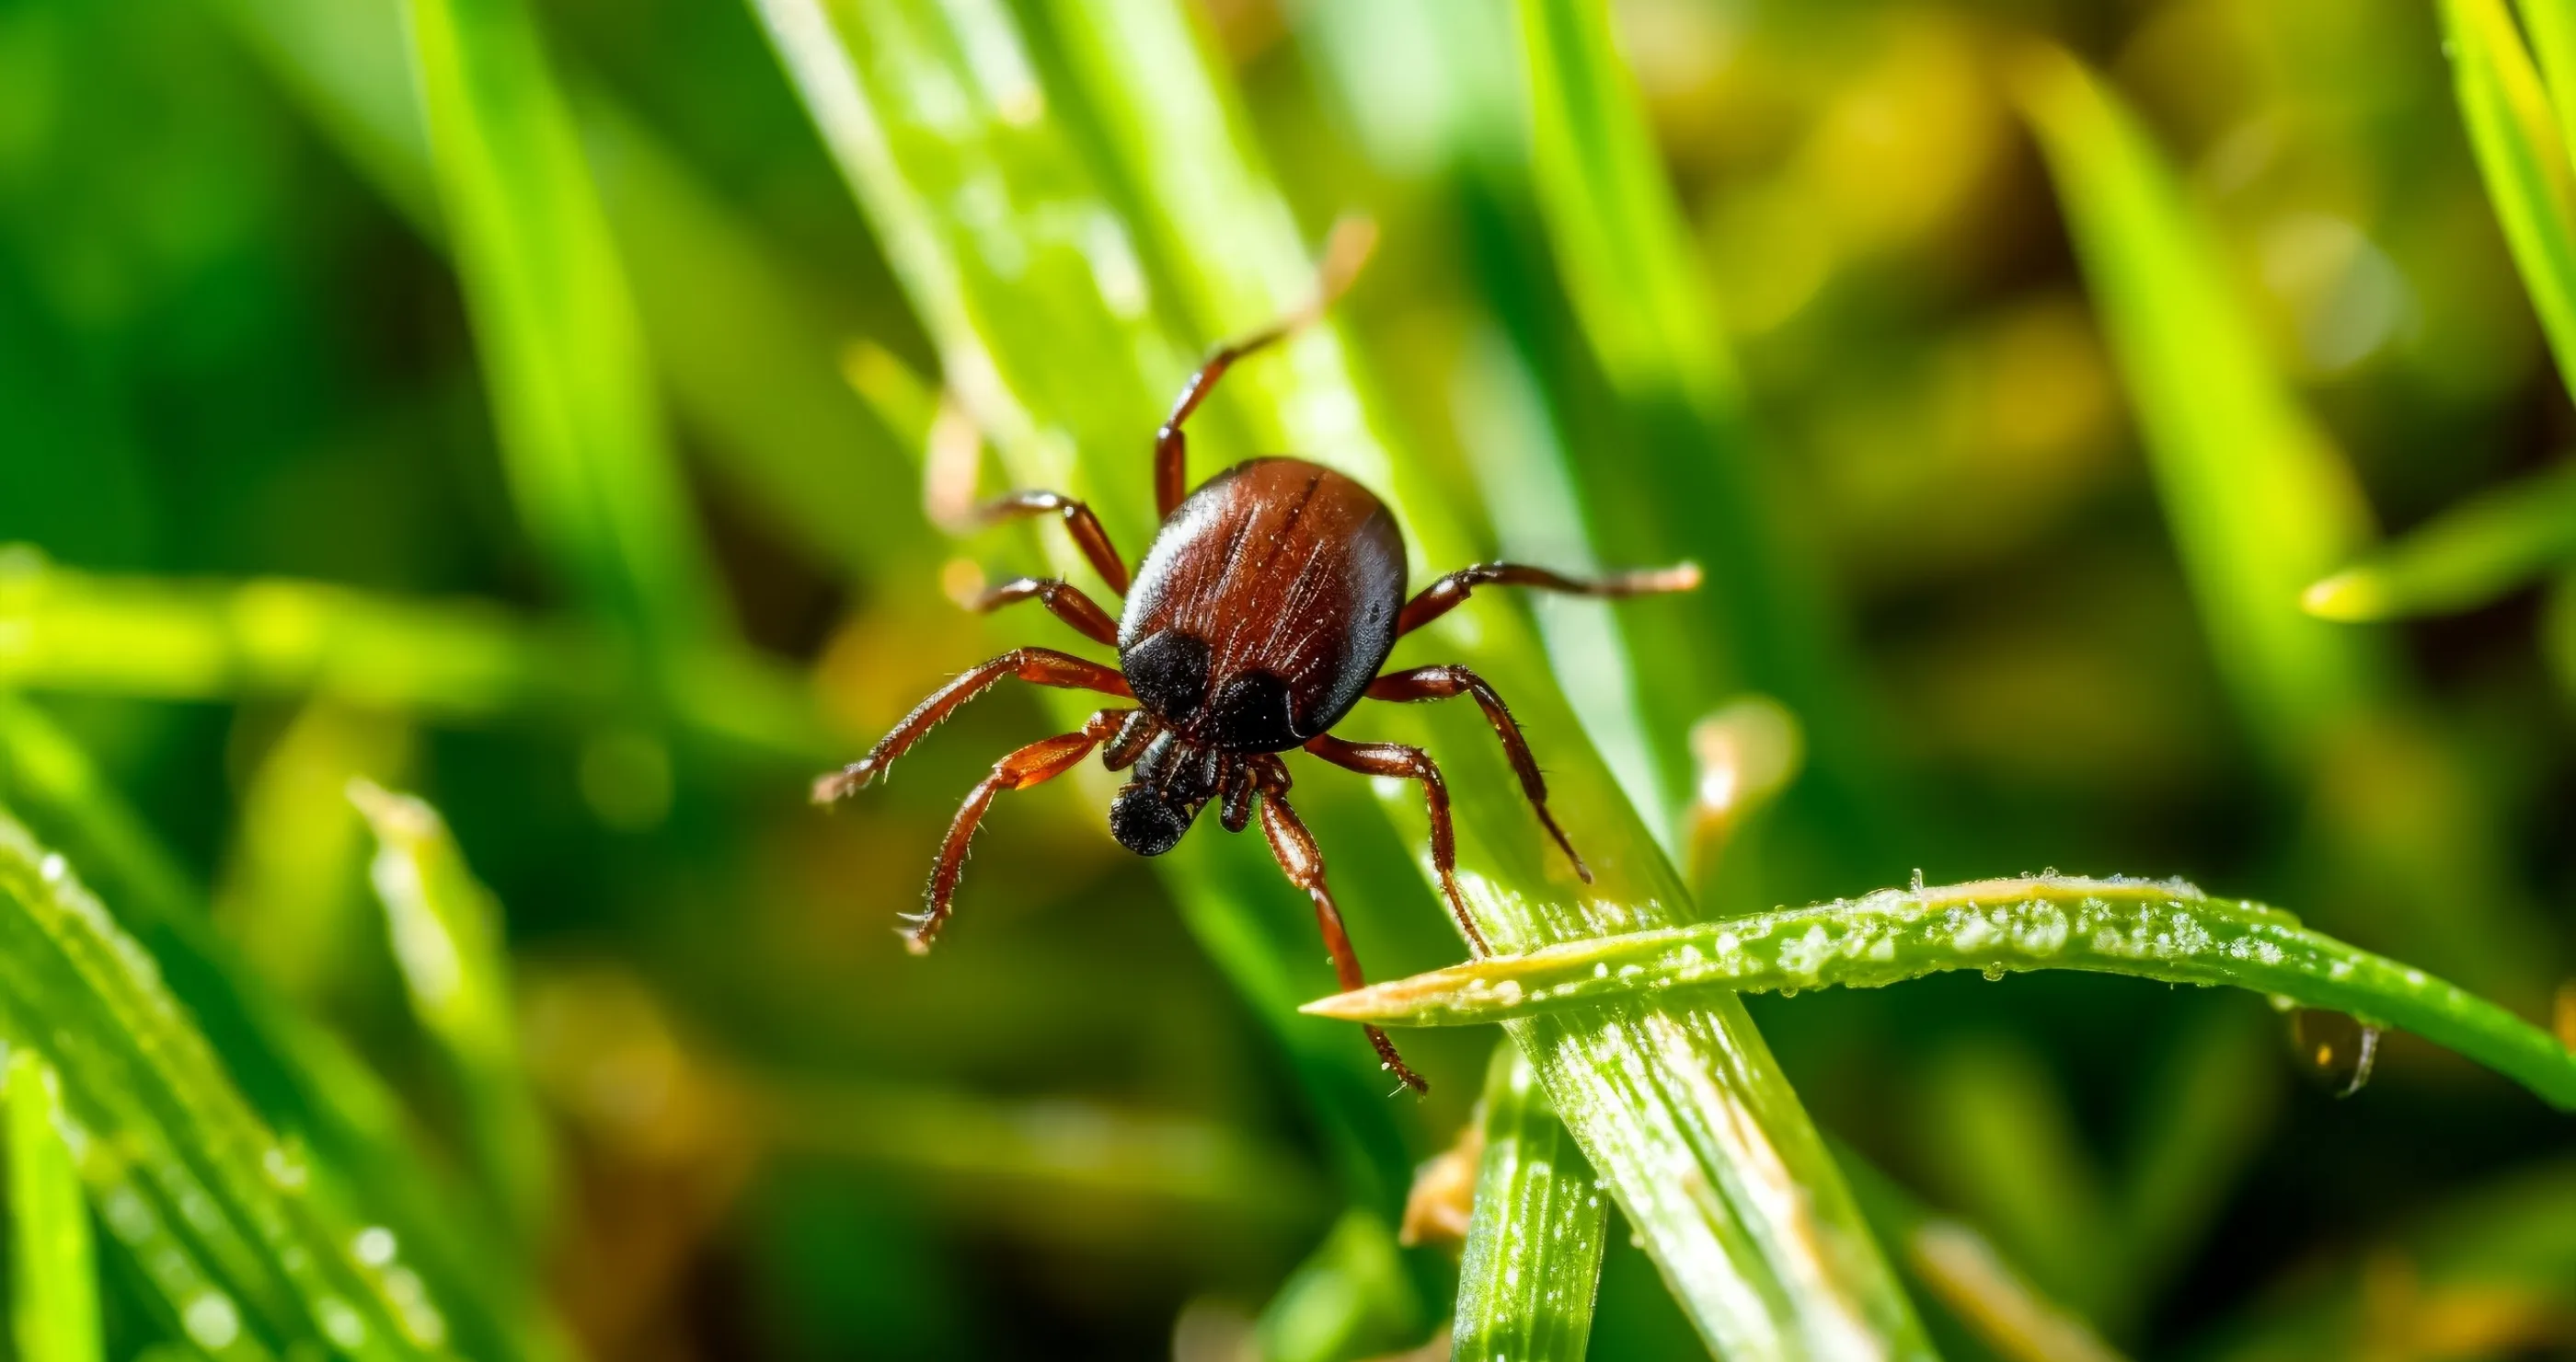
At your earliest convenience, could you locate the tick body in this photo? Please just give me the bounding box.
[816,223,1698,1092]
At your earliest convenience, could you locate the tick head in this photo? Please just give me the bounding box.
[1110,731,1223,856]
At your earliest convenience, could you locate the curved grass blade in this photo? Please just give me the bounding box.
[2304,461,2576,620]
[0,553,834,761]
[1451,1042,1606,1362]
[8,1050,102,1362]
[2440,0,2576,397]
[0,699,569,1362]
[402,0,730,655]
[1307,875,2576,1110]
[349,781,553,1250]
[0,812,447,1359]
[752,1,1929,1355]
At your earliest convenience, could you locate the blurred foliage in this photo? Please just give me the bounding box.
[1,0,2574,1356]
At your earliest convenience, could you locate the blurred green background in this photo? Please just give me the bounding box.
[4,0,2575,1356]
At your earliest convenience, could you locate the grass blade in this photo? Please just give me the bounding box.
[753,1,1929,1354]
[1307,874,2576,1109]
[1451,1042,1607,1362]
[8,1050,102,1362]
[349,781,553,1249]
[1512,0,1733,411]
[2441,0,2576,397]
[2304,461,2576,620]
[0,698,567,1362]
[2012,44,2384,761]
[0,811,443,1359]
[0,553,834,761]
[402,0,730,653]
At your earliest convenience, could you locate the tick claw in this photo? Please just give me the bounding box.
[811,759,880,803]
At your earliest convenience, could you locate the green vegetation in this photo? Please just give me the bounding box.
[4,0,2574,1356]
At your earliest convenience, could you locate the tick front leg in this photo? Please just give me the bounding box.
[1367,664,1589,883]
[908,710,1125,954]
[960,577,1121,648]
[1396,560,1702,637]
[813,648,1131,802]
[961,491,1132,594]
[1155,217,1378,517]
[1255,785,1428,1094]
[1302,733,1489,958]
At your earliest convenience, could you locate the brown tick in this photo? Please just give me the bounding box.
[815,224,1698,1091]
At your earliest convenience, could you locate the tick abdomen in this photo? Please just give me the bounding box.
[1118,458,1408,752]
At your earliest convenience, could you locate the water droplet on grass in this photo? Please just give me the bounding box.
[2291,1010,2380,1098]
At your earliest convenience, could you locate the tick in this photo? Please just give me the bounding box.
[814,225,1697,1091]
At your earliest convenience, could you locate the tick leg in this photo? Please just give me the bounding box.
[1302,733,1489,958]
[1396,560,1702,637]
[1255,784,1428,1094]
[909,710,1125,954]
[1367,665,1589,883]
[813,648,1131,802]
[964,491,1131,595]
[1156,217,1378,518]
[961,577,1121,648]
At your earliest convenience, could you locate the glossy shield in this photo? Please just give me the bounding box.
[1118,458,1408,752]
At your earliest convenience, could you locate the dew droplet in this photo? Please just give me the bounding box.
[1982,964,2007,982]
[2290,1010,2380,1098]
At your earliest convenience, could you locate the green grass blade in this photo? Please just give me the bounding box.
[1513,0,1733,411]
[0,812,444,1359]
[0,700,562,1362]
[0,552,834,761]
[2013,46,2384,759]
[349,781,553,1249]
[2442,0,2576,397]
[8,1050,103,1362]
[753,1,1930,1354]
[2305,461,2576,620]
[403,0,730,653]
[1451,1042,1606,1362]
[1307,874,2576,1109]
